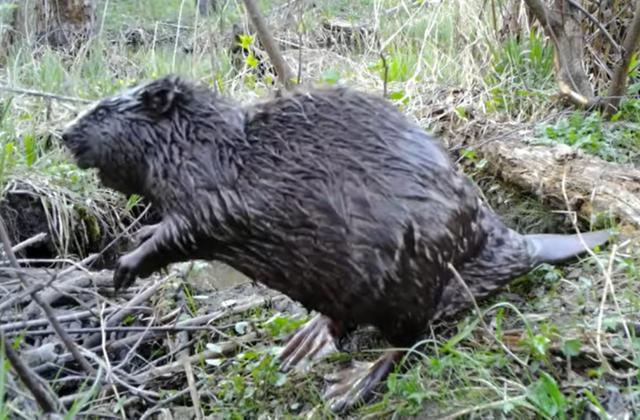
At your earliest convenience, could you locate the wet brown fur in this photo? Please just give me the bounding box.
[60,74,607,353]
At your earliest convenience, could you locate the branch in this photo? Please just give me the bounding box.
[0,253,99,314]
[4,232,48,257]
[0,330,62,415]
[0,85,92,104]
[241,0,295,90]
[176,288,203,420]
[0,216,96,375]
[566,0,620,53]
[604,0,640,117]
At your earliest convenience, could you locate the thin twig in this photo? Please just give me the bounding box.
[0,306,119,333]
[139,378,209,420]
[0,253,100,314]
[113,313,158,372]
[559,171,638,378]
[0,85,92,104]
[439,395,529,420]
[83,276,171,349]
[37,295,279,373]
[2,232,48,257]
[378,38,388,98]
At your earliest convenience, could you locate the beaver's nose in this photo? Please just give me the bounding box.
[60,131,70,144]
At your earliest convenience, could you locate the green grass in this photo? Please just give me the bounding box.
[0,0,638,418]
[485,29,556,119]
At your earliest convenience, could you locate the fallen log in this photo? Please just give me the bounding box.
[471,135,640,230]
[423,97,640,232]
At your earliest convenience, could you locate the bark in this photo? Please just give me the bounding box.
[475,137,640,229]
[523,0,597,106]
[604,0,640,117]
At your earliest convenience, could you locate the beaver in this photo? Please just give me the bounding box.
[60,74,611,413]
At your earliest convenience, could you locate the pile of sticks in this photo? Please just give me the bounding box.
[0,218,287,418]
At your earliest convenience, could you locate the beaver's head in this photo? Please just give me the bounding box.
[60,74,230,197]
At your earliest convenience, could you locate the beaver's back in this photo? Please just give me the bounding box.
[213,87,486,343]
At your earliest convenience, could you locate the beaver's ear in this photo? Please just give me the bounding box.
[139,75,183,115]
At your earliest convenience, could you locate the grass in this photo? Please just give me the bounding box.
[0,0,639,418]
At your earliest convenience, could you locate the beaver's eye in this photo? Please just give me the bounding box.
[95,107,108,120]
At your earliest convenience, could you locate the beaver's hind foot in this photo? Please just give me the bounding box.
[278,313,342,372]
[323,350,404,413]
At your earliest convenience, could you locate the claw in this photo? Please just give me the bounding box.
[132,223,161,245]
[323,351,403,413]
[278,314,341,373]
[113,252,139,291]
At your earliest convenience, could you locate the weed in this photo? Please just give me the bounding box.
[530,108,640,164]
[526,371,568,419]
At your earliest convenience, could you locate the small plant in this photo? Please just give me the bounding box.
[530,109,640,163]
[368,50,416,84]
[385,369,429,414]
[262,313,307,339]
[526,371,568,419]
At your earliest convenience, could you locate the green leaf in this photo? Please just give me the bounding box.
[389,90,406,101]
[0,96,13,126]
[527,371,567,419]
[454,106,467,119]
[238,34,253,50]
[561,338,581,357]
[125,194,142,212]
[245,53,259,69]
[23,134,36,167]
[528,333,550,358]
[461,148,477,160]
[442,318,480,352]
[583,389,607,417]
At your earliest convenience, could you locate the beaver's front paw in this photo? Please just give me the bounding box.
[113,252,141,291]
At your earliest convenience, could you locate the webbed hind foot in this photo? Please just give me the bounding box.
[323,350,404,413]
[278,313,342,372]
